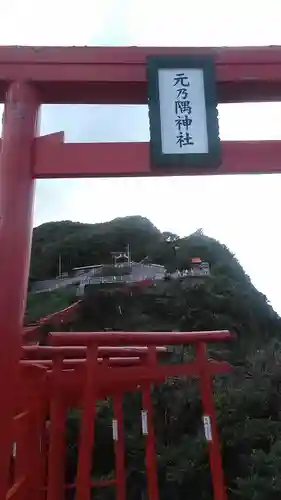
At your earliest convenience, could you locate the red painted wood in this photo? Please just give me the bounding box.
[0,46,281,103]
[14,366,48,500]
[6,476,27,500]
[13,412,29,491]
[142,348,159,500]
[22,345,167,359]
[0,82,39,500]
[50,330,231,346]
[197,342,227,500]
[142,385,159,500]
[47,356,66,500]
[10,409,45,500]
[75,344,98,500]
[22,360,231,409]
[28,409,46,500]
[113,395,126,500]
[22,357,142,369]
[32,136,281,178]
[16,334,232,500]
[34,411,47,500]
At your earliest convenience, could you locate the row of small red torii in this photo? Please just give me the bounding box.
[0,44,280,500]
[14,329,231,500]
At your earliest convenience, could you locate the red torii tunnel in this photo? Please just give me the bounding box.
[12,330,231,500]
[0,44,280,500]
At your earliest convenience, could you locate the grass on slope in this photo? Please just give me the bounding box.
[24,288,76,325]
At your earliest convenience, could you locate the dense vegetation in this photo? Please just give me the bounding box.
[29,216,281,500]
[30,217,163,281]
[25,288,76,324]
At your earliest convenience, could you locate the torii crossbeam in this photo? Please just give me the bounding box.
[1,46,281,177]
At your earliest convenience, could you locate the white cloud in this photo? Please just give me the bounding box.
[123,0,281,47]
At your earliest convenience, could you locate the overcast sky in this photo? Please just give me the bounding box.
[1,1,281,313]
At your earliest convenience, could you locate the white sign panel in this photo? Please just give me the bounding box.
[112,419,118,441]
[158,68,208,155]
[141,410,148,435]
[202,415,213,442]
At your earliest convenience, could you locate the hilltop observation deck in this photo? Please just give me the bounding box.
[30,259,211,295]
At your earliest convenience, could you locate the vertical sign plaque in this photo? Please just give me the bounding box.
[203,415,213,442]
[147,55,221,168]
[141,410,148,435]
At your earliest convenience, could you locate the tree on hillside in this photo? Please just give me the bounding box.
[30,216,162,280]
[29,216,281,500]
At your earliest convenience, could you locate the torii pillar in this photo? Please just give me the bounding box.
[0,81,39,497]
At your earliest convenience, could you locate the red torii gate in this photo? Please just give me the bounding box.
[20,344,168,500]
[14,331,231,500]
[0,44,280,499]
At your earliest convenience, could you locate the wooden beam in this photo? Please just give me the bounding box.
[49,330,231,346]
[1,46,281,103]
[2,133,280,177]
[28,133,281,178]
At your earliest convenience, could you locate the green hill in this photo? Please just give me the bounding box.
[30,216,162,281]
[29,217,281,500]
